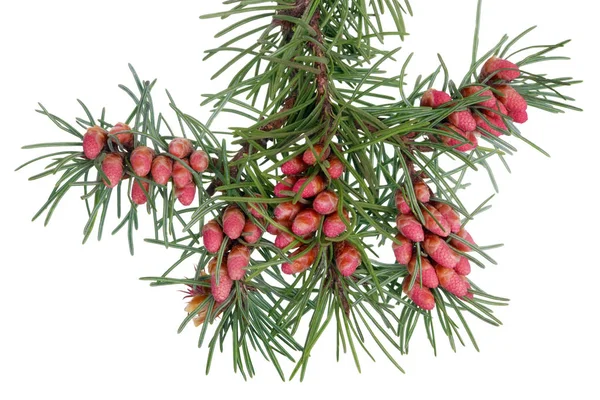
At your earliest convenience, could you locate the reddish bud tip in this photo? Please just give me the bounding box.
[494,85,528,114]
[455,257,471,276]
[396,214,425,242]
[130,146,155,177]
[131,179,150,205]
[508,109,528,124]
[448,110,477,132]
[395,190,411,214]
[402,276,436,310]
[292,209,322,236]
[422,204,451,237]
[241,220,262,244]
[190,150,209,172]
[222,206,246,240]
[323,209,349,238]
[433,203,462,233]
[274,176,298,198]
[168,138,193,159]
[460,86,497,108]
[413,181,431,203]
[326,156,344,179]
[423,234,461,269]
[274,201,304,221]
[480,56,521,82]
[435,265,469,297]
[335,241,361,277]
[421,89,452,108]
[151,155,173,185]
[227,244,251,280]
[82,126,107,159]
[392,234,413,265]
[109,123,133,150]
[292,175,326,198]
[101,153,124,188]
[313,190,339,215]
[450,228,476,252]
[407,256,439,289]
[210,263,233,302]
[175,182,196,206]
[281,155,309,175]
[303,144,330,165]
[281,245,318,275]
[202,220,224,253]
[172,159,193,189]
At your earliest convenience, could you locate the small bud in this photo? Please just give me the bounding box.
[168,138,193,159]
[326,156,344,179]
[480,56,520,82]
[131,179,150,205]
[210,262,233,302]
[392,234,413,265]
[241,220,262,244]
[334,241,361,277]
[413,181,431,203]
[407,256,439,289]
[422,204,451,237]
[402,276,435,310]
[475,114,507,137]
[101,153,123,188]
[82,126,107,159]
[455,257,471,276]
[395,190,411,214]
[151,155,173,185]
[175,182,196,206]
[323,209,349,238]
[460,86,497,108]
[303,144,330,165]
[222,206,246,240]
[396,214,425,242]
[172,158,193,189]
[227,244,251,280]
[435,265,469,297]
[292,175,326,198]
[274,176,298,198]
[313,190,339,215]
[202,220,224,253]
[423,234,460,269]
[130,146,155,177]
[281,245,318,274]
[420,89,452,108]
[494,85,528,117]
[450,228,476,252]
[190,150,209,172]
[292,209,322,236]
[109,123,133,150]
[508,109,528,124]
[274,201,304,221]
[448,110,477,132]
[433,203,462,233]
[281,155,309,175]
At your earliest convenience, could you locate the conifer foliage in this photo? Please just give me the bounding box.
[18,0,580,380]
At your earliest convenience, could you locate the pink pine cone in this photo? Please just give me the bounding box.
[495,85,528,117]
[211,264,233,302]
[241,220,262,244]
[435,265,469,297]
[131,179,150,205]
[130,146,155,177]
[334,241,361,277]
[460,86,496,108]
[448,110,477,132]
[303,144,330,165]
[202,220,224,253]
[433,203,461,233]
[395,190,411,214]
[292,208,322,236]
[423,234,460,269]
[413,181,430,203]
[227,244,251,280]
[402,276,435,311]
[392,233,413,265]
[109,123,133,150]
[172,158,193,189]
[450,228,476,252]
[396,214,424,242]
[101,153,123,188]
[407,256,439,289]
[274,176,298,198]
[190,150,209,173]
[420,89,452,108]
[266,219,292,236]
[508,109,528,124]
[281,245,318,275]
[151,155,173,186]
[455,257,472,276]
[281,155,309,175]
[326,156,344,179]
[422,204,451,237]
[82,126,107,160]
[475,114,507,137]
[169,138,193,159]
[275,231,299,249]
[323,209,349,238]
[293,175,326,198]
[313,190,339,215]
[274,201,304,221]
[175,182,196,206]
[222,206,246,240]
[480,56,521,82]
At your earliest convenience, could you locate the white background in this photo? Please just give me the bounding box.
[1,0,598,398]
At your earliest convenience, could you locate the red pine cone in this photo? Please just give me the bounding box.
[175,182,196,206]
[450,228,476,252]
[313,190,339,215]
[274,201,304,221]
[227,244,251,280]
[402,276,435,311]
[222,206,246,240]
[421,89,452,108]
[131,179,150,205]
[109,123,133,150]
[435,265,469,297]
[151,155,173,185]
[190,150,209,173]
[281,245,318,274]
[423,234,460,269]
[395,190,411,214]
[413,181,431,203]
[460,86,497,108]
[323,209,349,238]
[210,260,233,302]
[494,85,528,123]
[241,220,262,244]
[448,110,477,132]
[480,56,521,82]
[82,126,107,159]
[281,155,309,175]
[392,234,413,265]
[407,256,439,289]
[292,208,322,236]
[396,214,425,242]
[293,175,326,198]
[455,257,471,276]
[274,176,298,198]
[433,203,461,233]
[422,204,451,237]
[130,146,155,177]
[101,153,124,188]
[303,144,330,165]
[326,156,344,179]
[172,158,193,189]
[169,138,193,159]
[334,241,361,277]
[202,220,224,253]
